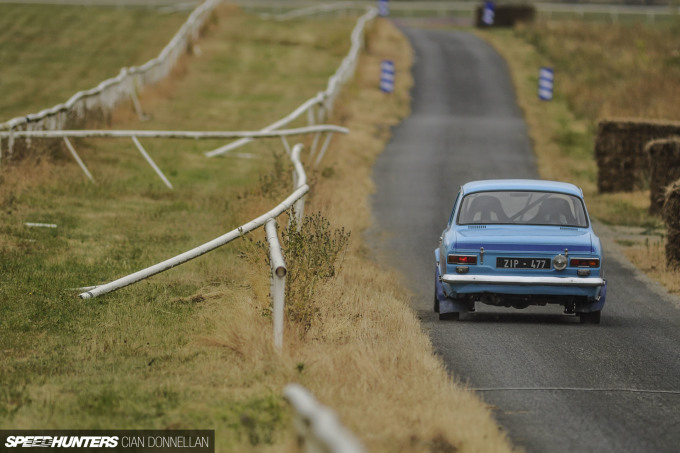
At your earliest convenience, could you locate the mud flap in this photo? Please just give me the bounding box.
[576,280,607,313]
[436,266,472,315]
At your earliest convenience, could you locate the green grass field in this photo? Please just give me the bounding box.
[0,4,191,121]
[0,2,355,443]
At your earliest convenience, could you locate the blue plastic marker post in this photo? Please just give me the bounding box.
[482,1,495,26]
[539,67,554,101]
[378,0,389,17]
[380,60,395,94]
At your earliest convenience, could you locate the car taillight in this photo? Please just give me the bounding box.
[448,254,477,265]
[570,258,600,267]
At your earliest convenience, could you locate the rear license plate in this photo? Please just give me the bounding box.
[497,257,550,269]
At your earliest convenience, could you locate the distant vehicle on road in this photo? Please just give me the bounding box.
[435,179,606,323]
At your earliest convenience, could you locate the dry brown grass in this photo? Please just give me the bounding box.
[514,21,680,122]
[621,236,680,295]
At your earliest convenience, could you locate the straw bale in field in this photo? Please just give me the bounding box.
[475,4,535,28]
[647,137,680,214]
[666,229,680,270]
[664,179,680,269]
[662,179,680,230]
[594,118,680,193]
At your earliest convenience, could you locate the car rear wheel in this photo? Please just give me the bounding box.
[579,311,601,324]
[439,312,460,321]
[434,266,440,313]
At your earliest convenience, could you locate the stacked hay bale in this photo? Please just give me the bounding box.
[647,137,680,214]
[662,179,680,269]
[594,119,680,193]
[475,4,535,27]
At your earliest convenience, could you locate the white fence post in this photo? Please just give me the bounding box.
[284,383,366,453]
[128,77,149,122]
[63,137,95,183]
[314,133,334,168]
[131,136,174,189]
[291,144,306,226]
[265,218,286,351]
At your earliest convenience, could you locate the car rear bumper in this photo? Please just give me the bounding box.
[441,274,604,287]
[435,267,607,315]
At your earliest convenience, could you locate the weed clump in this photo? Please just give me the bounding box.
[279,212,350,333]
[237,152,291,201]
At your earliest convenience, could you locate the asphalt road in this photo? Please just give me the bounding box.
[370,27,680,453]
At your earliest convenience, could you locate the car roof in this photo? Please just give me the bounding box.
[461,179,583,197]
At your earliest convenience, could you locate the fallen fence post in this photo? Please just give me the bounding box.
[77,140,313,300]
[24,223,58,229]
[265,218,286,351]
[284,383,366,453]
[78,184,308,299]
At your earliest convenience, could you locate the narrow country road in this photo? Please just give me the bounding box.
[370,27,680,453]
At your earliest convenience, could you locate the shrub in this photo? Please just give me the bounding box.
[280,212,350,332]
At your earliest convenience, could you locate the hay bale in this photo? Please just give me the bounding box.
[647,137,680,214]
[662,179,680,230]
[475,4,535,28]
[594,118,680,193]
[666,229,680,270]
[663,180,680,269]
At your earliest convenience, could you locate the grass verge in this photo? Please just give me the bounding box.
[0,5,513,452]
[477,20,680,295]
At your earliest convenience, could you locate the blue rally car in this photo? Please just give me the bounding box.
[435,179,606,323]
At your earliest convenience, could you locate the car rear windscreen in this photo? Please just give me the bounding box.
[458,191,588,227]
